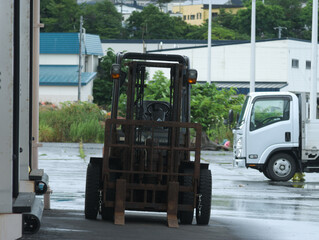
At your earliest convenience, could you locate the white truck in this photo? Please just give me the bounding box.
[233,92,319,181]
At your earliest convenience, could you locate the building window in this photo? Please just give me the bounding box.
[197,13,202,19]
[306,60,311,69]
[212,12,218,18]
[183,15,186,20]
[187,15,190,20]
[190,15,195,20]
[292,59,299,68]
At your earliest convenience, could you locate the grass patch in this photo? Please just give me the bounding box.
[79,141,86,160]
[39,102,106,143]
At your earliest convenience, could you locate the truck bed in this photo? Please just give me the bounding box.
[304,120,319,151]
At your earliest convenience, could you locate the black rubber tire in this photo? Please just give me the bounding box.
[267,153,296,182]
[179,169,194,224]
[85,163,101,219]
[101,205,114,221]
[196,169,212,225]
[101,164,117,221]
[263,168,271,180]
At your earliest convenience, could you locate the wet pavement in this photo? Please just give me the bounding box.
[21,143,319,240]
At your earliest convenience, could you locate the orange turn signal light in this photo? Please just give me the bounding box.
[188,78,197,84]
[248,164,256,167]
[112,73,120,79]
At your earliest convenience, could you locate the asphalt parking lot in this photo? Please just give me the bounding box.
[21,143,319,240]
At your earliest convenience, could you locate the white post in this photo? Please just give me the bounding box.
[207,0,212,84]
[310,0,318,120]
[32,0,41,170]
[0,0,14,213]
[250,0,256,93]
[78,16,83,102]
[20,0,31,181]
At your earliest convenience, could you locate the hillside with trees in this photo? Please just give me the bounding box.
[41,0,314,41]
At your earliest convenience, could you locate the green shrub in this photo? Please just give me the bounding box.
[69,118,105,143]
[39,102,106,143]
[39,123,55,142]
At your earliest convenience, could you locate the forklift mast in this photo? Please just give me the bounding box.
[110,52,192,123]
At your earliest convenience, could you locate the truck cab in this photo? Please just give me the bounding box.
[233,92,319,181]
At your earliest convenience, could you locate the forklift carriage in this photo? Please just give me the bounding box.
[85,52,212,227]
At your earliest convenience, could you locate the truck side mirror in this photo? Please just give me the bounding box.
[228,109,234,124]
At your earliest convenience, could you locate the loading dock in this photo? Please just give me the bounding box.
[0,0,47,238]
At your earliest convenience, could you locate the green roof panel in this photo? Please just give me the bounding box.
[40,65,97,86]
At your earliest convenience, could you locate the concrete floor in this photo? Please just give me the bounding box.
[21,143,319,240]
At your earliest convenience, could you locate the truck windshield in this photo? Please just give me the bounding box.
[237,96,249,128]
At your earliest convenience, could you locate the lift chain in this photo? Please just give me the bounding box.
[198,194,202,216]
[99,190,103,213]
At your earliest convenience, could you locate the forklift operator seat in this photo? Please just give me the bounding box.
[139,101,171,121]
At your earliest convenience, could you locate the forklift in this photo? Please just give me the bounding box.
[84,52,212,227]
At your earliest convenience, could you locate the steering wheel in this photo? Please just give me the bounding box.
[260,116,282,126]
[146,102,170,121]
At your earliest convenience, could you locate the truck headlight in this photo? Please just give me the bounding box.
[236,137,242,149]
[235,137,243,158]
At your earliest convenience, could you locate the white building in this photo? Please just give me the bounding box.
[146,38,318,94]
[102,39,207,54]
[115,3,143,22]
[39,32,103,104]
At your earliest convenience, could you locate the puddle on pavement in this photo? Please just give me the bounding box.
[268,181,319,189]
[211,193,319,222]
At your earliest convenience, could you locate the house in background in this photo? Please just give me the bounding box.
[39,32,103,104]
[172,1,243,26]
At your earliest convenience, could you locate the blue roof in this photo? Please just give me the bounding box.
[84,34,104,55]
[40,65,97,86]
[40,33,103,56]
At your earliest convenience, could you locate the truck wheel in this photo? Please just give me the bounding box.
[85,163,101,219]
[179,169,194,224]
[263,168,271,180]
[196,169,212,225]
[267,153,296,181]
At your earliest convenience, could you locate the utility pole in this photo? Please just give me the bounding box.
[78,16,83,102]
[250,0,256,93]
[310,0,318,120]
[274,26,287,39]
[207,0,212,84]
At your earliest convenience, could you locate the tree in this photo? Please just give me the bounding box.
[92,49,117,108]
[41,0,80,32]
[144,71,170,102]
[186,22,249,40]
[265,0,305,38]
[232,1,287,39]
[191,83,242,130]
[215,8,237,29]
[81,0,123,39]
[125,4,195,39]
[300,0,316,40]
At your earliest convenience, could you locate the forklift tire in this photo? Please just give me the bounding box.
[101,163,118,221]
[179,169,194,224]
[196,169,212,225]
[267,153,296,182]
[85,163,101,220]
[101,205,114,221]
